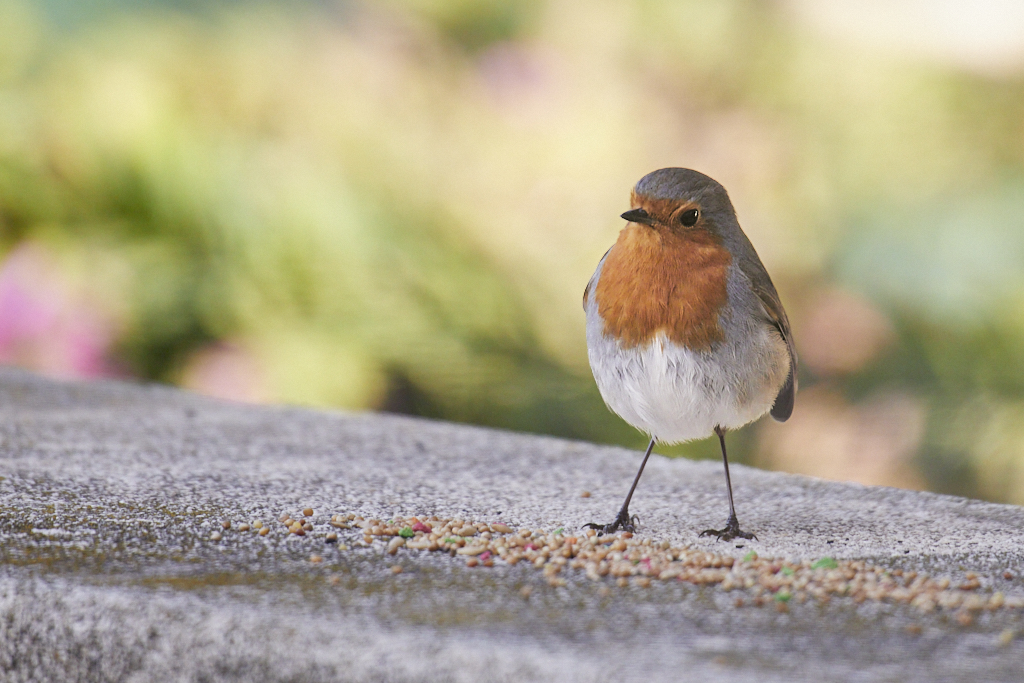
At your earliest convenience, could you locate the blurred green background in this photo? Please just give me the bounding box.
[4,0,1024,504]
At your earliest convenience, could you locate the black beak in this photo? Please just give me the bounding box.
[621,208,653,225]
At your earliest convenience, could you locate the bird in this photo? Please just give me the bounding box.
[583,168,796,541]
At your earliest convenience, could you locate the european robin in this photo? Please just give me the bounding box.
[583,168,796,540]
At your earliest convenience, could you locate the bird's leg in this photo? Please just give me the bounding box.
[699,426,757,541]
[585,438,656,535]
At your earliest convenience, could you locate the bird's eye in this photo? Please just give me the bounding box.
[679,209,699,227]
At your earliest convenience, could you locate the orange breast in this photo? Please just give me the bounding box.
[595,225,732,350]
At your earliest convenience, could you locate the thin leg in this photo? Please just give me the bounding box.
[699,426,756,541]
[585,438,656,535]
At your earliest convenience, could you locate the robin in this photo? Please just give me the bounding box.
[583,168,796,541]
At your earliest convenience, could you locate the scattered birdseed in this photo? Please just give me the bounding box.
[220,511,1024,621]
[309,555,323,564]
[237,523,250,532]
[221,520,231,530]
[391,565,403,574]
[210,531,222,541]
[581,491,591,498]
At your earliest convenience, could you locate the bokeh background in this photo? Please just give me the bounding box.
[4,0,1024,504]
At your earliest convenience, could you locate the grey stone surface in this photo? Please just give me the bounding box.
[0,367,1022,682]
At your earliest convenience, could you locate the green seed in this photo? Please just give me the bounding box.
[811,557,838,570]
[399,527,414,538]
[775,591,792,602]
[742,551,758,563]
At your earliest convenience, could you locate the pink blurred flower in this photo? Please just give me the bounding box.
[179,341,268,404]
[0,243,117,378]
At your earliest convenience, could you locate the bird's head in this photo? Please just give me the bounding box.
[620,168,738,241]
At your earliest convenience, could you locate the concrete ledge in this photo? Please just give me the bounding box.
[1,368,1023,682]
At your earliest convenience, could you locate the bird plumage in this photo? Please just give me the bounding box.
[585,169,795,443]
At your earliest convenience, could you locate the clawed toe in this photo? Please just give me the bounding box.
[584,513,638,536]
[583,521,618,535]
[699,517,756,542]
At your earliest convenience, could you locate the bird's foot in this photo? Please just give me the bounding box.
[699,515,756,542]
[584,510,638,536]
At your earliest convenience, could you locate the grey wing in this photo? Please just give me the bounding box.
[739,259,797,422]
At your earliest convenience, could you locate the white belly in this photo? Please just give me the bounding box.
[585,303,787,444]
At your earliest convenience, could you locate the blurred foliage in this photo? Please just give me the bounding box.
[4,0,1024,504]
[404,0,541,52]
